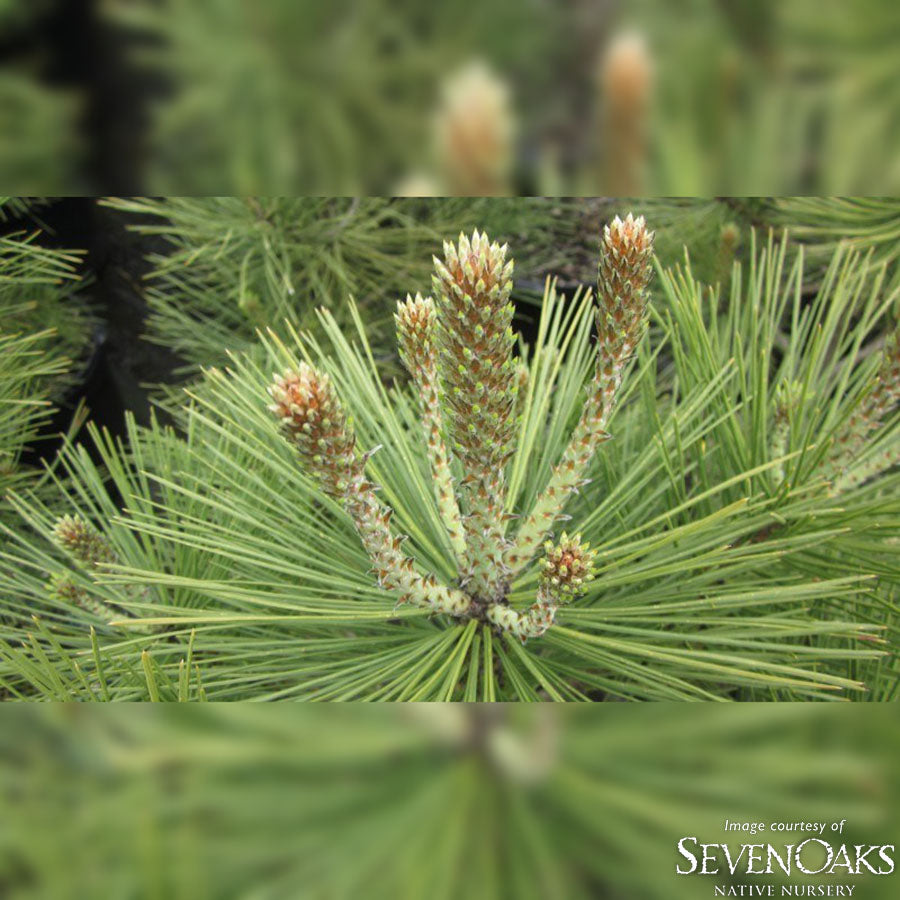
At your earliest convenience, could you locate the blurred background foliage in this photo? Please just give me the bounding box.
[1,705,898,897]
[0,75,82,195]
[0,0,898,194]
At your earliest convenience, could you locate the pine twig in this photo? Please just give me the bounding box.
[269,365,471,616]
[433,230,518,600]
[506,214,654,576]
[395,293,467,566]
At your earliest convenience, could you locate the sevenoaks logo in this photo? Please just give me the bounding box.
[675,819,895,897]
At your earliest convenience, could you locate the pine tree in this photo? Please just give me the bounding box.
[2,211,895,701]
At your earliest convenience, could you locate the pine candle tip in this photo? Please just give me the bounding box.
[268,365,357,497]
[395,293,436,333]
[774,380,804,421]
[396,293,438,372]
[604,212,653,252]
[435,229,514,302]
[53,514,87,548]
[597,212,655,355]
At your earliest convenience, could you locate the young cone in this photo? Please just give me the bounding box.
[433,230,517,600]
[47,574,115,621]
[269,364,471,616]
[53,515,116,568]
[51,515,153,630]
[506,214,654,576]
[395,294,467,564]
[488,533,597,641]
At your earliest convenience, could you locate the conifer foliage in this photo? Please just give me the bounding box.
[269,218,650,642]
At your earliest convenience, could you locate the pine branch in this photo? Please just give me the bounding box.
[395,293,467,565]
[3,208,892,701]
[269,364,471,616]
[506,214,654,576]
[433,230,518,600]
